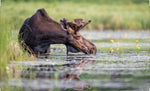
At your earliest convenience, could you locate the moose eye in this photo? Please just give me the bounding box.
[75,36,81,40]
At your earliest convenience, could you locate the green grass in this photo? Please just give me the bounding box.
[0,14,10,80]
[0,10,35,81]
[1,1,150,30]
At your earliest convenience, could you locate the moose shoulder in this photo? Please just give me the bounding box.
[18,8,97,57]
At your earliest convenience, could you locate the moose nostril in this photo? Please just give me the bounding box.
[90,50,93,54]
[85,51,89,55]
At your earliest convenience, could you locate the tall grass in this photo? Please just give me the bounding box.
[4,0,149,4]
[0,13,14,80]
[0,8,33,81]
[0,14,10,80]
[1,1,150,30]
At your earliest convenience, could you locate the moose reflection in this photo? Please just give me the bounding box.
[20,56,96,91]
[18,8,96,58]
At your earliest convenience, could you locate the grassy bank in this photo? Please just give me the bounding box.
[1,1,150,30]
[0,12,35,81]
[0,14,20,80]
[0,15,10,80]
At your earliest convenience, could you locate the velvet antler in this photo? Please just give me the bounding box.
[67,18,91,33]
[74,18,91,32]
[60,18,91,33]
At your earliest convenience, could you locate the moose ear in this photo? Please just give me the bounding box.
[60,18,69,29]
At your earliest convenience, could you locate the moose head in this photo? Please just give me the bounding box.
[18,8,97,57]
[60,18,97,55]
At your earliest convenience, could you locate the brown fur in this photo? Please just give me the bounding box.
[18,8,97,57]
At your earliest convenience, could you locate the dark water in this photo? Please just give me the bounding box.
[8,51,150,91]
[1,30,150,91]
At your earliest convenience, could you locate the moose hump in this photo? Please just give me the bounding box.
[18,8,97,57]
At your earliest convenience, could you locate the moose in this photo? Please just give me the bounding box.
[18,8,97,57]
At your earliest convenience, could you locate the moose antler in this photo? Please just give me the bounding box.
[60,18,91,33]
[67,18,91,33]
[74,18,83,25]
[74,18,91,32]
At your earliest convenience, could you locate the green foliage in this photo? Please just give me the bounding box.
[3,0,149,4]
[0,7,29,80]
[1,1,150,30]
[0,13,11,80]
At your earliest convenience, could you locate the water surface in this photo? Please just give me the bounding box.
[1,30,150,91]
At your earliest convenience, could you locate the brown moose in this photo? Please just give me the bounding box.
[18,8,96,57]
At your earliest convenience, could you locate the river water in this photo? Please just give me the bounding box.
[1,30,150,91]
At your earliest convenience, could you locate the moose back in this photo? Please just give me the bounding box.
[18,8,97,57]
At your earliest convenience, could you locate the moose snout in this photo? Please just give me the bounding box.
[80,44,97,55]
[81,46,90,54]
[85,51,90,55]
[89,46,97,55]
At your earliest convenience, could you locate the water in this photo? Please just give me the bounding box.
[81,30,150,40]
[1,30,150,91]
